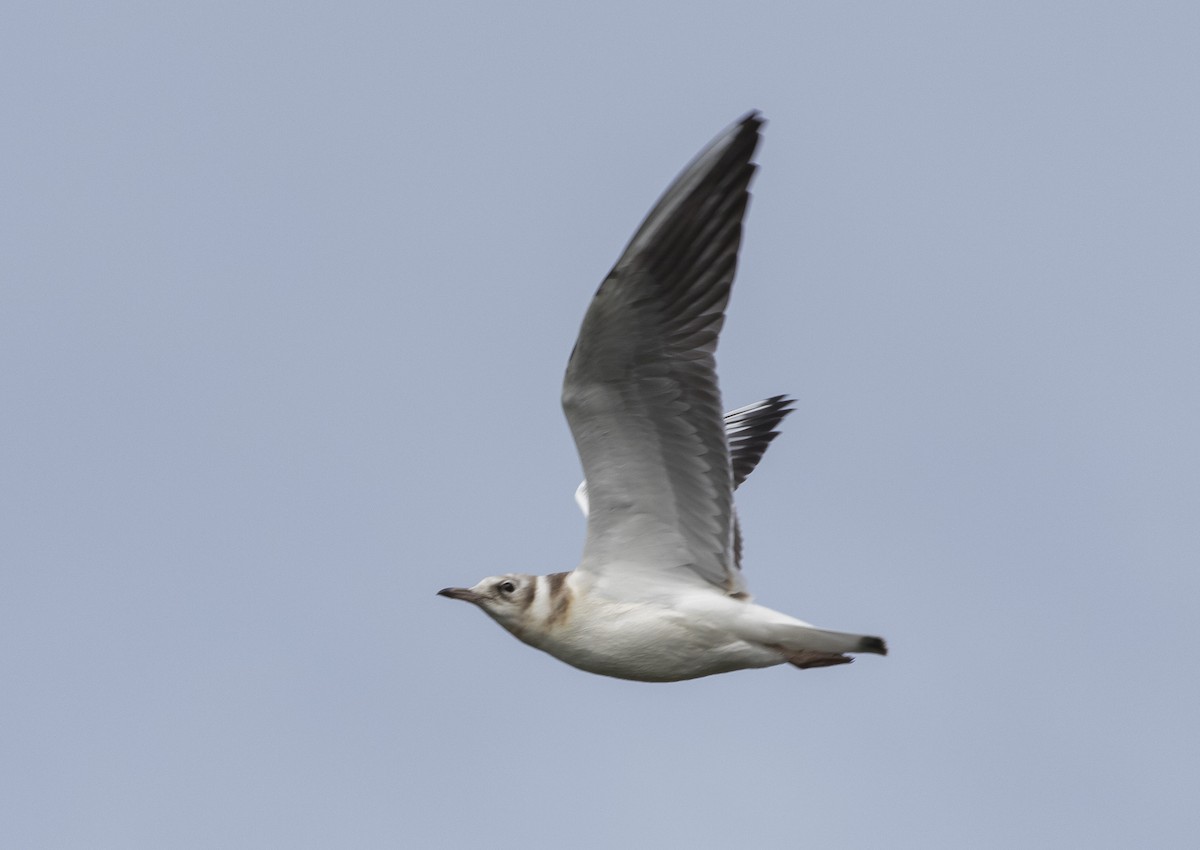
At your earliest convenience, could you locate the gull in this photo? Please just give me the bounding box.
[439,113,887,681]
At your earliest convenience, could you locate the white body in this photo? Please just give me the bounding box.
[523,572,876,682]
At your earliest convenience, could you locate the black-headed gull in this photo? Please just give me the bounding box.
[439,113,887,681]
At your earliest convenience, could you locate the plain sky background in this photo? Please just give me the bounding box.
[3,2,1198,848]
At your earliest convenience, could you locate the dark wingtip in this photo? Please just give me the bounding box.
[735,112,766,148]
[726,394,798,489]
[739,110,766,130]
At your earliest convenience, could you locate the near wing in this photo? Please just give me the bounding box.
[562,113,763,593]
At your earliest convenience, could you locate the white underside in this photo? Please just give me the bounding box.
[514,573,855,682]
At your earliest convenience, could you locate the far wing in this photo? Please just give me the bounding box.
[574,395,794,516]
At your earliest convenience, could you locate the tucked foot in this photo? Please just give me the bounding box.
[785,650,854,669]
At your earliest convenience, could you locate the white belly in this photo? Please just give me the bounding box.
[523,598,786,682]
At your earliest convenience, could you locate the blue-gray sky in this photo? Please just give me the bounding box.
[3,3,1198,848]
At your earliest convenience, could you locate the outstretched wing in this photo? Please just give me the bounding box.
[562,113,763,594]
[725,395,794,571]
[574,395,794,516]
[725,395,794,490]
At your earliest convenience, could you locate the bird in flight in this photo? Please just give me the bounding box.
[439,113,887,681]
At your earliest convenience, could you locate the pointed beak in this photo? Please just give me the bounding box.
[437,587,479,603]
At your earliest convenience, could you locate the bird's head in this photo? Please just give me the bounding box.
[437,573,537,635]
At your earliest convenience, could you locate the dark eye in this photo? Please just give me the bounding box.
[498,580,516,594]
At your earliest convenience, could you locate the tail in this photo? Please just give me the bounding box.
[767,625,888,670]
